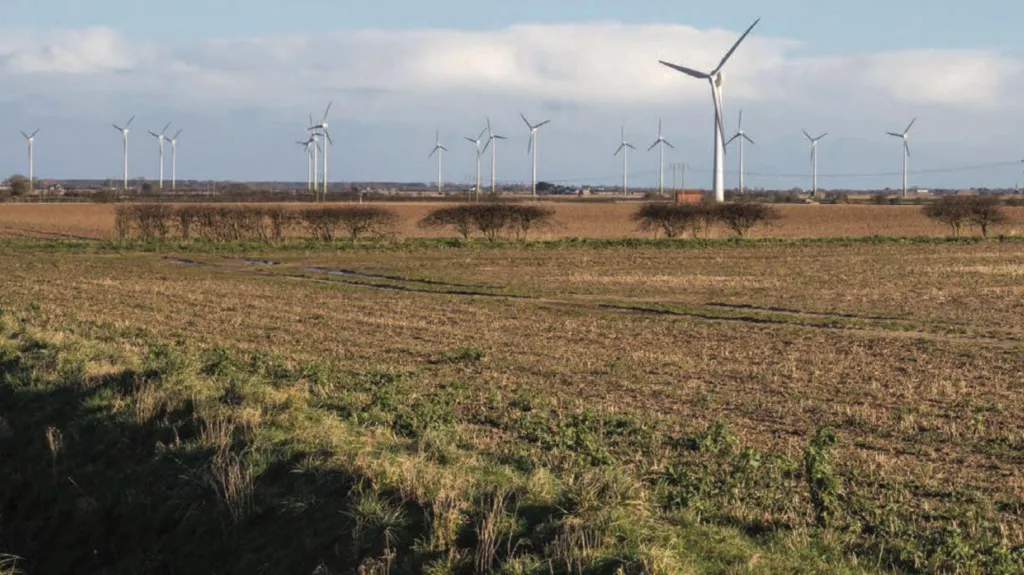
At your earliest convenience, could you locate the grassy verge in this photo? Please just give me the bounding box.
[1,309,1021,574]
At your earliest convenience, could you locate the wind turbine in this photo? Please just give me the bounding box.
[614,127,637,196]
[297,135,316,192]
[660,18,760,203]
[148,122,172,189]
[801,129,827,197]
[886,118,917,200]
[1016,160,1024,193]
[309,103,332,201]
[648,119,674,197]
[169,129,182,191]
[725,111,755,195]
[20,129,39,196]
[482,118,507,195]
[520,113,551,198]
[429,129,449,194]
[464,126,489,202]
[112,115,135,191]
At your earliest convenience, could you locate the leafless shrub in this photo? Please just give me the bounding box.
[923,196,975,237]
[715,202,782,237]
[336,206,399,241]
[632,204,705,239]
[507,205,555,239]
[419,205,476,239]
[968,195,1008,237]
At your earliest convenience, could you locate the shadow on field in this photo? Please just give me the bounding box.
[0,361,431,574]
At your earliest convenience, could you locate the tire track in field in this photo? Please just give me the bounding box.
[162,255,1024,348]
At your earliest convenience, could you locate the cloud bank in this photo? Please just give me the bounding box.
[1,23,1022,187]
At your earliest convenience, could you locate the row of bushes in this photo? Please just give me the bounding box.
[632,202,782,238]
[417,204,555,241]
[114,205,397,242]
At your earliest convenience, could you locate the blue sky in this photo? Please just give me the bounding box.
[2,0,1024,189]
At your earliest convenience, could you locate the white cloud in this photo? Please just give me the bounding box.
[1,22,1022,186]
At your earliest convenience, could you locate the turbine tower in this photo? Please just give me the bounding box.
[614,127,637,196]
[148,122,171,189]
[168,129,182,191]
[464,126,489,202]
[648,119,674,197]
[801,130,827,197]
[309,103,332,201]
[297,136,316,192]
[660,18,760,203]
[482,118,507,195]
[725,111,755,195]
[112,115,135,191]
[21,129,39,196]
[520,113,551,198]
[429,129,449,194]
[886,118,917,200]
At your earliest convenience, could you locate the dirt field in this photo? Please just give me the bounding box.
[2,230,1024,572]
[2,201,1022,240]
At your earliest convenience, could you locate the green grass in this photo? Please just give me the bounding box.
[2,308,1022,573]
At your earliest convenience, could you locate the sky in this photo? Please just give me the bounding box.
[2,0,1024,190]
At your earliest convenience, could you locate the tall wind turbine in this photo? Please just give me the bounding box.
[429,129,449,194]
[614,127,637,196]
[169,129,182,191]
[725,111,755,195]
[886,118,917,199]
[148,122,171,189]
[112,115,135,191]
[309,103,332,201]
[520,113,550,198]
[801,130,827,197]
[297,135,316,192]
[660,18,760,203]
[482,118,507,195]
[21,129,39,196]
[648,119,674,197]
[464,126,488,202]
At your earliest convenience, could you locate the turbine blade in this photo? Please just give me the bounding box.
[495,135,507,140]
[324,129,333,145]
[802,129,813,141]
[149,131,159,138]
[726,134,741,146]
[648,140,659,152]
[322,101,332,122]
[482,139,491,154]
[664,140,675,149]
[173,129,182,139]
[478,126,489,141]
[886,132,903,138]
[713,18,761,74]
[520,113,531,129]
[465,136,477,144]
[659,61,709,79]
[125,115,135,128]
[440,145,448,152]
[743,134,755,145]
[614,144,625,156]
[904,141,911,158]
[162,122,172,134]
[536,120,551,128]
[739,109,744,129]
[904,117,917,134]
[21,131,29,139]
[113,124,123,131]
[818,133,828,141]
[429,148,437,158]
[627,143,637,150]
[527,136,532,154]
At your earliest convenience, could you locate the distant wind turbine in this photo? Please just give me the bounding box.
[112,115,135,191]
[148,122,172,189]
[520,113,551,198]
[725,111,755,195]
[429,129,449,194]
[1016,160,1024,193]
[482,118,507,195]
[464,126,489,202]
[309,103,332,201]
[20,129,39,196]
[886,118,917,199]
[648,119,674,197]
[614,126,637,196]
[660,18,760,203]
[297,135,316,192]
[169,129,182,191]
[801,129,827,197]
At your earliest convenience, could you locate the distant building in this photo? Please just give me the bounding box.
[675,191,703,205]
